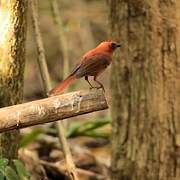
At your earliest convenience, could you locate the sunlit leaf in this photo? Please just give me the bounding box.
[0,158,8,174]
[5,166,19,180]
[13,160,30,179]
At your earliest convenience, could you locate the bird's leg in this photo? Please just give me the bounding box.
[85,76,95,89]
[93,76,105,92]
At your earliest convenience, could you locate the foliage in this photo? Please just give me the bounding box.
[20,117,111,148]
[0,158,30,180]
[67,117,111,138]
[20,128,45,148]
[20,128,56,148]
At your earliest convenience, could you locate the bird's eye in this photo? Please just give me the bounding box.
[111,43,117,49]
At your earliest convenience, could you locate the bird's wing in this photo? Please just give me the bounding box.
[70,61,82,75]
[74,54,111,78]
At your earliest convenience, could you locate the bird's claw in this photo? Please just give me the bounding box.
[89,86,96,90]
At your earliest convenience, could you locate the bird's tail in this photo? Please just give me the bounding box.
[49,75,76,95]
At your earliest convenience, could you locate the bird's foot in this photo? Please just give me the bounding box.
[89,86,97,90]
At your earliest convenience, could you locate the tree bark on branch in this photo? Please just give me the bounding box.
[0,90,108,133]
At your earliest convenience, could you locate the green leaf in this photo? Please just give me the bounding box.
[20,128,45,148]
[13,160,30,179]
[83,131,110,139]
[0,158,8,174]
[67,117,111,138]
[0,172,4,180]
[80,118,111,132]
[5,166,19,180]
[66,122,81,137]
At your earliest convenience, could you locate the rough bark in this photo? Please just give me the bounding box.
[110,0,180,180]
[0,0,27,159]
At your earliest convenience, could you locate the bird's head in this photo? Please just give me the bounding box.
[96,40,121,53]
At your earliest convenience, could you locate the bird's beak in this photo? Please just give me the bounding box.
[116,44,121,48]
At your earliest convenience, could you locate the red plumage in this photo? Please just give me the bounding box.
[49,75,76,95]
[49,40,121,95]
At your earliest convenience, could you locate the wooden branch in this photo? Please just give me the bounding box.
[0,90,108,133]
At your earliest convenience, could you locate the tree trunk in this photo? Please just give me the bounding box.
[110,0,180,180]
[0,0,27,160]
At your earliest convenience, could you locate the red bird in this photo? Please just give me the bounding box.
[49,40,121,95]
